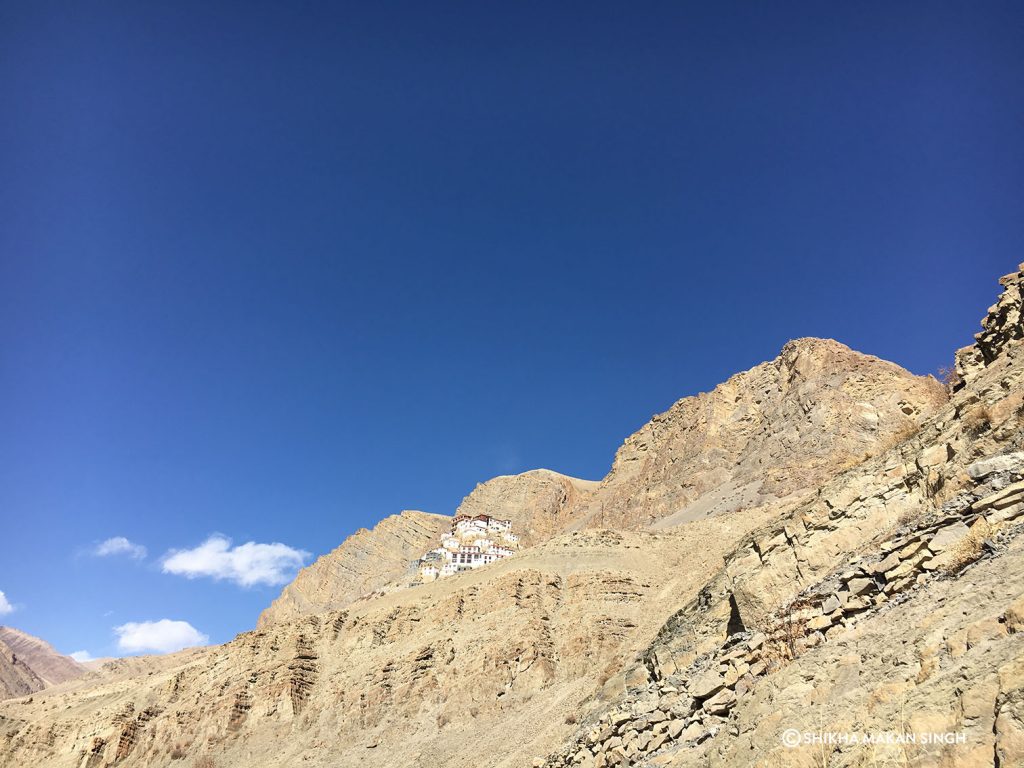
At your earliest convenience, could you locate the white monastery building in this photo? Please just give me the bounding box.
[415,514,520,582]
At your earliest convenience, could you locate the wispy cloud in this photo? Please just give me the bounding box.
[69,650,94,663]
[161,535,309,587]
[0,590,13,616]
[94,537,147,560]
[113,620,208,654]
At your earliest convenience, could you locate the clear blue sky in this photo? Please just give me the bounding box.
[1,2,1022,658]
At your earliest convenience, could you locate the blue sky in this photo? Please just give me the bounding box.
[1,2,1022,658]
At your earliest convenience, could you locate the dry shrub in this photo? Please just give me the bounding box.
[170,746,185,760]
[564,713,578,725]
[943,518,992,573]
[436,712,450,728]
[195,757,216,768]
[963,404,993,437]
[880,420,923,453]
[937,365,963,391]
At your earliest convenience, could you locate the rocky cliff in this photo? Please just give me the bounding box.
[257,511,450,628]
[2,264,1020,768]
[574,337,948,531]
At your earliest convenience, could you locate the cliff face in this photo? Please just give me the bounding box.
[452,469,600,546]
[257,511,450,628]
[3,265,1020,768]
[574,337,948,530]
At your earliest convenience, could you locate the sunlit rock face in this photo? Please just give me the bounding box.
[3,269,1021,768]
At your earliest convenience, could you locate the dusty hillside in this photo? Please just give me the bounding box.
[0,627,85,688]
[1,265,1019,768]
[258,511,450,628]
[0,638,46,700]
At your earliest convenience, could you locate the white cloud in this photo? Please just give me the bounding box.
[69,650,94,663]
[161,535,310,587]
[113,620,208,654]
[94,537,147,560]
[0,590,13,616]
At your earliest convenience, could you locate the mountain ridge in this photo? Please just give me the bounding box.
[2,264,1021,767]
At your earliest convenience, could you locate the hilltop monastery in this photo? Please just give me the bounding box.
[415,514,520,582]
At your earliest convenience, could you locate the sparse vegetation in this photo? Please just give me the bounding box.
[943,518,992,573]
[564,713,578,725]
[963,403,993,436]
[937,365,963,391]
[195,757,216,768]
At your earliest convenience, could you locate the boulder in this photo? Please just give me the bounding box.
[689,669,725,700]
[703,687,737,715]
[967,452,1024,480]
[928,521,970,553]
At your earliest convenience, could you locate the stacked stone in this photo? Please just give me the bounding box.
[955,263,1024,381]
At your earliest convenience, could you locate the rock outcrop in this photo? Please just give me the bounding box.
[452,469,600,545]
[258,511,450,628]
[574,337,948,531]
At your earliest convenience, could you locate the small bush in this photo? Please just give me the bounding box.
[170,746,185,760]
[564,713,578,725]
[943,518,992,573]
[963,404,993,437]
[937,365,963,391]
[195,757,216,768]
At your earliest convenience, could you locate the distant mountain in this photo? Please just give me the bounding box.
[0,627,85,699]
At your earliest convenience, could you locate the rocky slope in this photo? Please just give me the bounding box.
[1,264,1019,768]
[0,638,46,700]
[540,264,1024,768]
[258,511,450,628]
[448,469,600,545]
[574,337,948,531]
[0,628,85,688]
[262,340,944,625]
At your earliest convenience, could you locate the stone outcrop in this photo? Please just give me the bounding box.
[452,469,600,545]
[574,337,947,530]
[538,263,1024,768]
[257,510,450,627]
[955,263,1024,382]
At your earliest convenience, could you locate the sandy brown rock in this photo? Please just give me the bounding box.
[0,638,45,700]
[258,510,451,628]
[3,267,1021,768]
[575,337,947,530]
[452,469,600,545]
[0,627,85,689]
